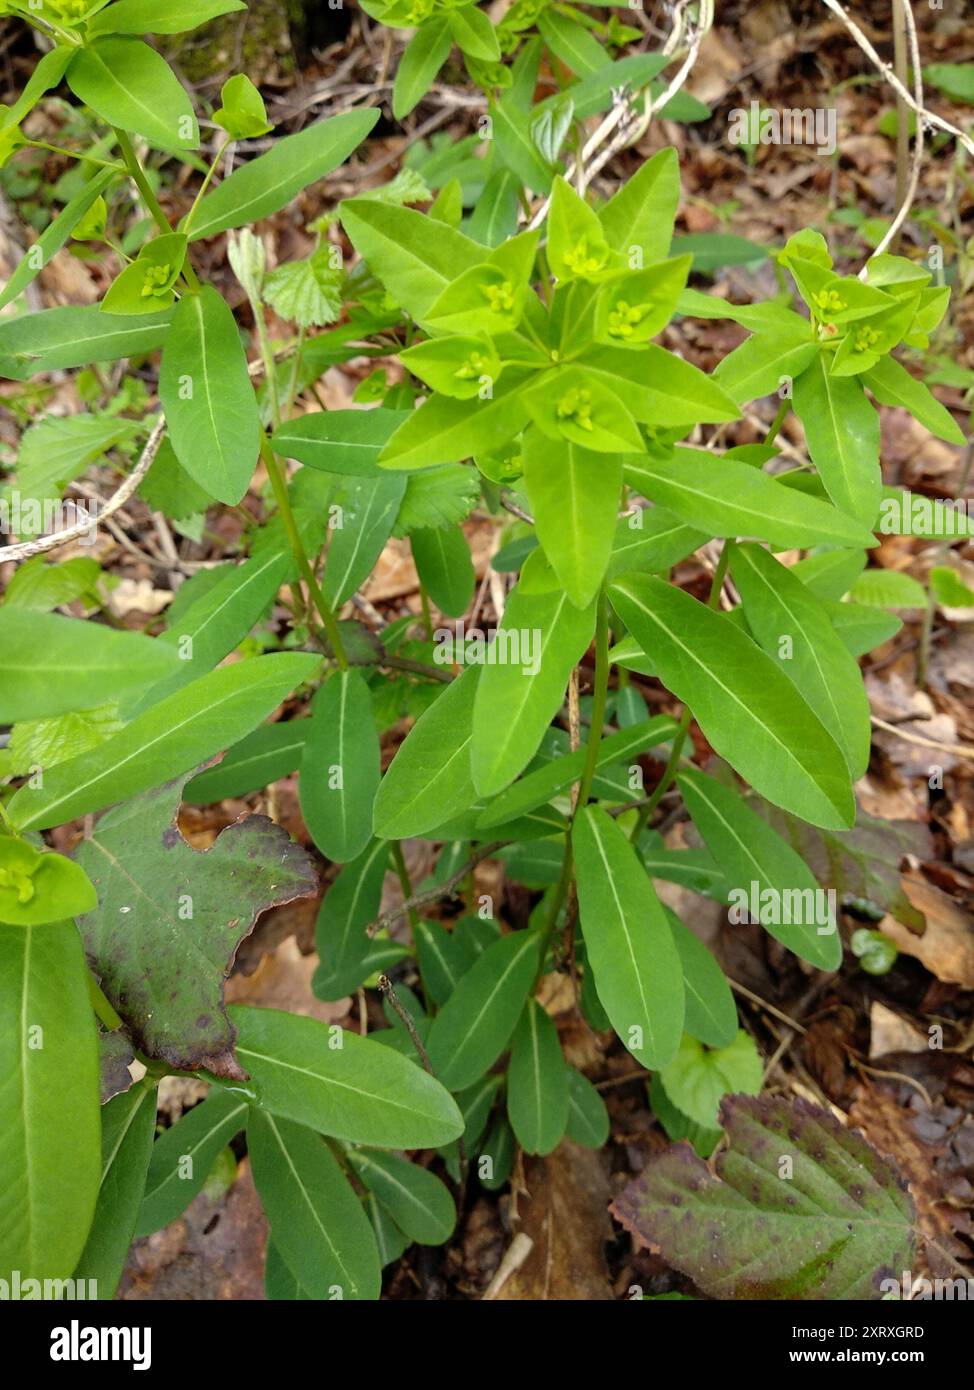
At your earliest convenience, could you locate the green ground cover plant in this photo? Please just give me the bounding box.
[0,0,968,1302]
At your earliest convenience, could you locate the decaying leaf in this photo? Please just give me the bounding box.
[611,1093,916,1299]
[75,772,318,1079]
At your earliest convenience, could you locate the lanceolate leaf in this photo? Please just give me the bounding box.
[90,0,247,36]
[677,769,843,971]
[313,839,392,1000]
[666,910,738,1048]
[426,930,542,1091]
[346,1148,456,1245]
[75,770,318,1077]
[471,583,597,797]
[0,305,171,378]
[299,669,379,864]
[607,508,709,580]
[7,653,320,832]
[411,526,475,618]
[323,472,407,607]
[609,575,855,829]
[612,1093,916,1300]
[506,999,569,1156]
[793,353,881,527]
[626,449,877,551]
[373,666,480,840]
[137,1088,248,1236]
[573,806,684,1068]
[522,429,621,608]
[732,543,871,778]
[184,720,308,803]
[67,37,199,152]
[231,1006,464,1148]
[271,409,410,476]
[0,168,118,313]
[598,147,679,263]
[73,1083,157,1299]
[159,286,260,505]
[187,110,380,241]
[863,355,966,445]
[0,608,179,725]
[248,1110,381,1301]
[0,921,101,1283]
[393,17,453,120]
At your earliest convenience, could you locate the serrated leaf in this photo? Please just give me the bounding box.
[75,770,317,1077]
[263,246,343,329]
[612,1093,916,1300]
[658,1031,763,1129]
[394,464,480,537]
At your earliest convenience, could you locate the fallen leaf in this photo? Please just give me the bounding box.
[879,874,974,988]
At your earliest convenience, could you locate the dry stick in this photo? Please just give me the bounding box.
[820,0,974,159]
[377,974,433,1074]
[863,0,924,266]
[0,416,166,564]
[367,840,505,937]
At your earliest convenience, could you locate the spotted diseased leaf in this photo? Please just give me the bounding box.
[611,1093,916,1300]
[74,770,317,1079]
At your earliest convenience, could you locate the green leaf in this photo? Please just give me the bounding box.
[159,285,260,505]
[378,374,533,470]
[607,507,708,579]
[0,837,96,927]
[187,110,379,241]
[612,1092,916,1300]
[132,551,288,710]
[522,428,621,608]
[0,305,170,378]
[849,567,927,609]
[489,95,554,195]
[573,806,684,1067]
[649,1072,721,1157]
[580,347,740,428]
[476,717,677,829]
[922,63,974,104]
[323,472,407,606]
[425,930,542,1091]
[507,999,569,1156]
[312,839,392,1000]
[658,1031,763,1129]
[565,1068,609,1148]
[666,910,738,1049]
[0,608,178,725]
[248,1110,381,1300]
[7,652,321,832]
[138,435,215,520]
[472,583,596,796]
[373,666,480,839]
[137,1088,248,1235]
[448,5,500,61]
[75,770,316,1074]
[0,167,117,313]
[0,920,100,1281]
[411,526,475,618]
[825,599,902,658]
[414,919,470,1006]
[732,543,871,778]
[299,670,379,864]
[793,354,881,526]
[3,555,103,612]
[677,768,842,971]
[263,246,342,329]
[184,720,308,803]
[626,448,877,550]
[73,1084,156,1298]
[0,45,74,133]
[67,37,199,152]
[394,464,480,534]
[213,73,273,139]
[930,565,974,608]
[393,18,453,119]
[3,411,140,533]
[231,1005,464,1148]
[712,329,817,405]
[346,1148,456,1245]
[341,198,486,321]
[671,232,768,274]
[789,547,867,600]
[90,0,247,35]
[609,575,855,829]
[272,408,410,477]
[537,9,604,75]
[597,147,679,263]
[101,231,186,315]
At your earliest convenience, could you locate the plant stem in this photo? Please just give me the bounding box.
[113,127,201,292]
[765,394,791,446]
[259,432,348,668]
[891,0,910,255]
[390,840,418,930]
[88,972,123,1031]
[182,135,231,236]
[26,141,123,172]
